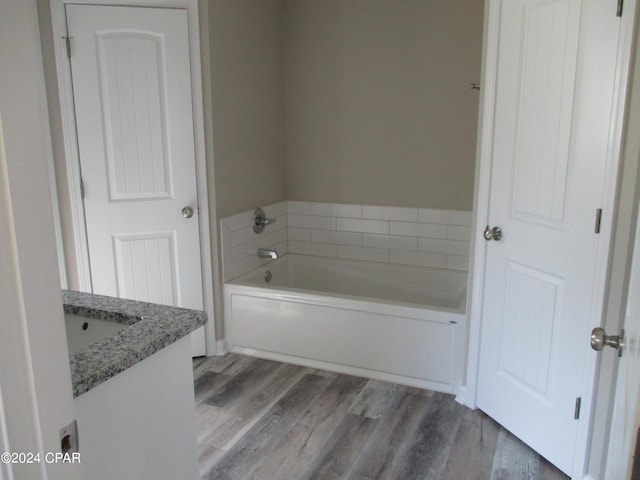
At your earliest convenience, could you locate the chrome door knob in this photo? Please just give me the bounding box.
[590,327,624,357]
[182,206,194,219]
[483,225,503,241]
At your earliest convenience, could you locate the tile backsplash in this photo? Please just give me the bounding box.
[221,201,471,282]
[220,202,288,282]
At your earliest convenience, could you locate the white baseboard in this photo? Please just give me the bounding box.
[455,385,467,406]
[214,339,228,356]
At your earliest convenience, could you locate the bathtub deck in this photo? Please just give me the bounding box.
[193,354,568,480]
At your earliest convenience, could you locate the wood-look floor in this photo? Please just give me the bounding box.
[193,354,569,480]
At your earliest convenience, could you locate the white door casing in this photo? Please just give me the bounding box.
[469,0,638,476]
[67,4,206,355]
[606,198,640,480]
[49,0,217,356]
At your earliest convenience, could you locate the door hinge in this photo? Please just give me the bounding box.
[617,0,624,17]
[595,208,603,234]
[574,396,582,420]
[63,36,72,58]
[80,178,85,199]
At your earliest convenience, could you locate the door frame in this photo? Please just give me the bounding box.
[465,0,639,477]
[49,0,218,354]
[605,180,640,480]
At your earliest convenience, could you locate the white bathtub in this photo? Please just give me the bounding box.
[223,254,467,393]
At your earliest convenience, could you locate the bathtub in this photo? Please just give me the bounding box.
[223,254,467,393]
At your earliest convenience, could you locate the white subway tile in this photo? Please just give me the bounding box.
[272,240,288,258]
[337,246,389,263]
[247,228,288,252]
[363,234,417,251]
[223,210,254,232]
[447,210,472,226]
[310,202,362,218]
[363,206,418,222]
[448,225,472,241]
[334,204,363,218]
[272,213,288,229]
[288,227,312,242]
[222,266,233,283]
[337,218,389,234]
[232,244,249,262]
[312,230,363,246]
[419,238,470,256]
[446,255,469,271]
[390,222,447,239]
[289,241,336,257]
[230,226,257,247]
[288,214,336,230]
[417,209,450,225]
[287,201,311,215]
[389,250,447,269]
[220,222,233,282]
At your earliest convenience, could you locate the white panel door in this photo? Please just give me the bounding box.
[477,0,624,474]
[66,4,205,356]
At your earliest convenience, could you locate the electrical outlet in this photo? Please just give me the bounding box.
[59,420,78,453]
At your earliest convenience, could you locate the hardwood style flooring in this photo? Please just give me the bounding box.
[193,354,569,480]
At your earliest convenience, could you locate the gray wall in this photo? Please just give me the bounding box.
[283,0,483,210]
[210,0,286,219]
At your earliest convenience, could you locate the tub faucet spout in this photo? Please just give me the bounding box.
[257,248,279,259]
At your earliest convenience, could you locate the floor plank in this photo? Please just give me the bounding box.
[392,392,466,479]
[347,379,407,419]
[440,405,500,480]
[251,375,368,480]
[306,413,378,480]
[194,354,570,480]
[344,391,435,480]
[200,363,307,451]
[203,373,333,480]
[490,429,540,480]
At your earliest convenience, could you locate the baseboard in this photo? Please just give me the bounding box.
[455,385,467,406]
[214,339,228,356]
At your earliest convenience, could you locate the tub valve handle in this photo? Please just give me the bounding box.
[253,208,276,234]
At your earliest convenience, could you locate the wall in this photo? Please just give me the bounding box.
[210,0,286,219]
[0,2,79,478]
[283,0,483,210]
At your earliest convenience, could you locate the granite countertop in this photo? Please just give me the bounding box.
[63,290,207,397]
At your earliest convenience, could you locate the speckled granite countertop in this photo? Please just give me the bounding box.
[63,290,207,397]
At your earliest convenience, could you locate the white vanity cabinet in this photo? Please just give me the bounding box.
[73,336,198,480]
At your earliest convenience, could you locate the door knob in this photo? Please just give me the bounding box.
[182,206,194,219]
[483,225,503,241]
[590,327,624,357]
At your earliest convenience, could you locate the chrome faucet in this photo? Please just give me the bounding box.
[257,248,279,259]
[253,208,276,234]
